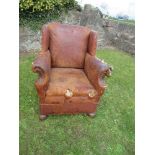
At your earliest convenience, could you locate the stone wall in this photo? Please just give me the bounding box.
[104,21,135,54]
[19,4,135,54]
[19,27,41,52]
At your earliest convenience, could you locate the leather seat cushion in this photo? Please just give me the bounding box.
[46,68,97,97]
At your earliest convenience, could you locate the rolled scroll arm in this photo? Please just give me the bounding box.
[84,53,112,95]
[32,50,51,104]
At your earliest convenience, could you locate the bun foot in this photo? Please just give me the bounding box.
[87,112,96,117]
[39,115,48,120]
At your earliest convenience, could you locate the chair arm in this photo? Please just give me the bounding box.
[84,53,112,95]
[32,50,51,103]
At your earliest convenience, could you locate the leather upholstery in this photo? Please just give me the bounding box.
[88,31,97,56]
[32,50,51,103]
[41,24,50,52]
[32,22,112,117]
[46,68,97,97]
[84,53,112,95]
[48,22,90,68]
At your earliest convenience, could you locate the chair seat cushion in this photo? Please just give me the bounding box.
[46,68,97,97]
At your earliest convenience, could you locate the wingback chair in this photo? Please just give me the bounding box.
[32,22,112,120]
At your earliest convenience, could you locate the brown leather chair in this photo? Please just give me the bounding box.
[32,22,112,120]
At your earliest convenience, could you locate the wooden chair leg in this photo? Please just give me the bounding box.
[87,112,96,117]
[39,115,48,120]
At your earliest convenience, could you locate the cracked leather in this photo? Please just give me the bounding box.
[84,53,111,95]
[32,22,112,115]
[32,50,51,104]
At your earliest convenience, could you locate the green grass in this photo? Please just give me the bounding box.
[20,49,135,155]
[117,19,135,26]
[108,17,135,26]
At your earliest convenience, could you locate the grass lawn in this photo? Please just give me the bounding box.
[20,49,135,155]
[108,17,135,26]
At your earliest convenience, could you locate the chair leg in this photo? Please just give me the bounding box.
[87,112,96,117]
[39,115,48,120]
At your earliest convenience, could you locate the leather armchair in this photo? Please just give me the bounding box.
[32,22,112,120]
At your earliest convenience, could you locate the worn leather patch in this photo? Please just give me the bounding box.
[46,68,97,96]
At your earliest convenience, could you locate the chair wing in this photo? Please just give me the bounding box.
[32,22,112,120]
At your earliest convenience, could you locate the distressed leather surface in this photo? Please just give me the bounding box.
[40,101,97,115]
[84,53,111,95]
[41,24,50,52]
[48,22,90,68]
[32,50,51,73]
[88,31,97,56]
[45,95,99,105]
[40,101,98,114]
[32,50,51,103]
[32,22,112,116]
[46,68,97,97]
